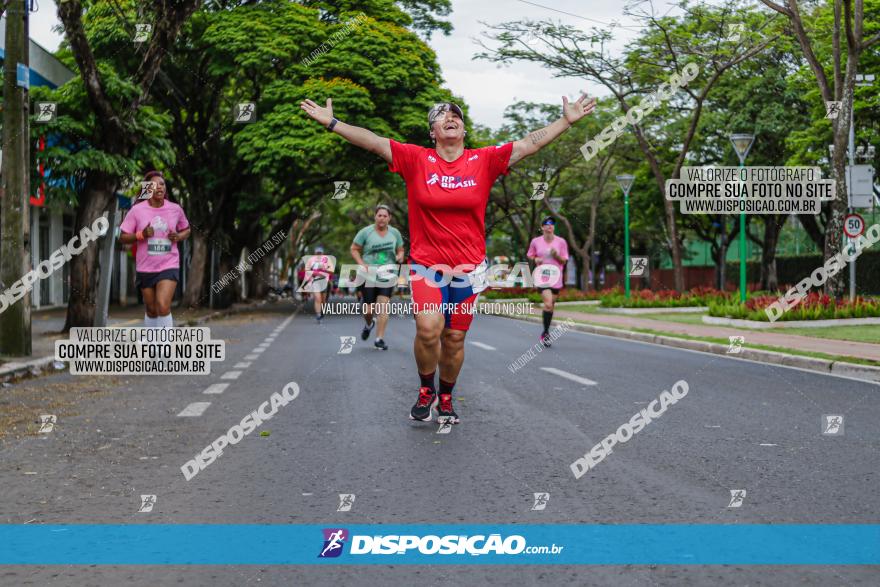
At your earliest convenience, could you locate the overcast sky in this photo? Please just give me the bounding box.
[26,0,678,129]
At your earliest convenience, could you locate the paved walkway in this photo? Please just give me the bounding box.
[552,310,880,362]
[2,304,225,366]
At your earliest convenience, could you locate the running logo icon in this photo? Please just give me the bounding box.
[629,257,648,276]
[35,102,57,123]
[727,336,744,354]
[726,23,745,43]
[337,494,355,512]
[437,418,453,434]
[530,182,548,201]
[138,495,156,513]
[338,336,356,354]
[531,492,550,511]
[426,173,440,186]
[234,103,256,123]
[332,181,350,199]
[38,414,56,433]
[318,528,348,558]
[138,181,155,200]
[822,414,844,435]
[825,101,842,119]
[133,23,151,43]
[727,489,746,508]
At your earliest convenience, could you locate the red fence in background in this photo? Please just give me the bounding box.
[601,266,744,291]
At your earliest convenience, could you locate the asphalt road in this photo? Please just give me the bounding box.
[1,299,878,585]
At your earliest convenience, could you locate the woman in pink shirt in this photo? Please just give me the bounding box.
[119,171,191,327]
[300,247,334,321]
[527,217,569,347]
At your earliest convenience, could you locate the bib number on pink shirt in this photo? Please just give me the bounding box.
[147,237,172,255]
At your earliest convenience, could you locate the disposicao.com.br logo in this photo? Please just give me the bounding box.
[318,529,563,558]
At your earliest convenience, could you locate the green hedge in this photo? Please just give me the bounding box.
[726,250,880,295]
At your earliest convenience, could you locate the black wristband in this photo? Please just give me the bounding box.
[327,117,339,132]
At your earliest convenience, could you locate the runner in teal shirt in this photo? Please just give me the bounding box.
[351,204,405,350]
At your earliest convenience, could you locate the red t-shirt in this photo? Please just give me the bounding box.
[388,140,513,268]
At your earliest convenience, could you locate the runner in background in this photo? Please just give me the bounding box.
[527,217,569,347]
[119,171,190,327]
[351,204,405,350]
[301,247,334,321]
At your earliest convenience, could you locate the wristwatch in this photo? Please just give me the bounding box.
[327,117,339,132]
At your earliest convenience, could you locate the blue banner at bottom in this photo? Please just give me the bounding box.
[1,525,878,565]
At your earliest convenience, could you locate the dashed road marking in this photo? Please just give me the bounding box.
[221,370,242,380]
[539,367,597,386]
[233,362,251,369]
[177,402,211,417]
[469,341,497,351]
[202,383,229,395]
[253,348,266,354]
[245,354,259,360]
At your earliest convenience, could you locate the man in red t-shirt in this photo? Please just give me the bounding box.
[300,94,596,424]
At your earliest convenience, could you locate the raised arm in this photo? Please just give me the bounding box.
[300,98,392,163]
[509,94,597,166]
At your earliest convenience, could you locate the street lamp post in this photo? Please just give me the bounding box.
[730,134,755,303]
[616,174,635,299]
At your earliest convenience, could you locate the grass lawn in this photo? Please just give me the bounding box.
[560,317,879,367]
[561,307,880,345]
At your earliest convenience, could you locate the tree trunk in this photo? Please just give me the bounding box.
[182,230,208,308]
[63,173,114,331]
[249,256,270,299]
[760,217,782,291]
[824,77,853,297]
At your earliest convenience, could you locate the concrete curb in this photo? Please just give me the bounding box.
[0,299,271,385]
[703,315,880,329]
[506,314,880,384]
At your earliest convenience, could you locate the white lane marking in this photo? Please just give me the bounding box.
[705,425,721,428]
[234,362,251,369]
[539,367,597,386]
[202,383,229,395]
[469,341,496,351]
[265,338,276,343]
[257,343,269,349]
[245,354,259,360]
[759,443,778,447]
[177,402,211,417]
[253,348,266,354]
[221,370,242,380]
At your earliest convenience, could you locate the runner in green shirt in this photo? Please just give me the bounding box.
[350,204,405,350]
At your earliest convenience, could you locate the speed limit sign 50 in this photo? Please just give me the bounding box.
[844,213,865,238]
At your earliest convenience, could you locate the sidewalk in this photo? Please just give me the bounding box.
[0,302,263,375]
[552,309,880,363]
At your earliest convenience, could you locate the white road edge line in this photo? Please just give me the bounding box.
[203,383,229,395]
[177,402,211,417]
[539,367,597,386]
[469,341,496,351]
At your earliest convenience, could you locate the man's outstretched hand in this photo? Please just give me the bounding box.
[562,94,597,125]
[300,98,334,127]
